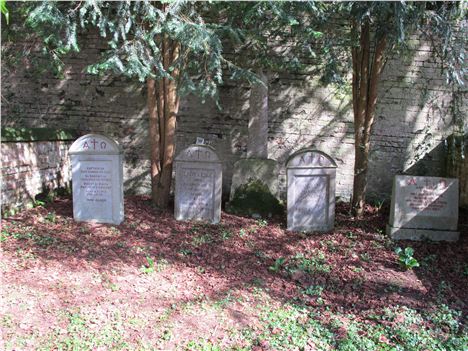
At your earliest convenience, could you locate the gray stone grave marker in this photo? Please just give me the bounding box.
[229,158,279,201]
[386,175,459,241]
[287,149,337,232]
[69,134,124,225]
[174,145,222,223]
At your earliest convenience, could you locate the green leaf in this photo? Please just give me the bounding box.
[404,247,414,256]
[1,0,9,25]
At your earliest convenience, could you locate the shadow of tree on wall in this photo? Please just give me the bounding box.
[2,26,460,207]
[2,28,150,199]
[368,37,460,203]
[1,139,72,213]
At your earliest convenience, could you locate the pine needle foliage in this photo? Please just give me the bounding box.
[25,1,256,102]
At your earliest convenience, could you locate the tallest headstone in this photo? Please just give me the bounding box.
[247,70,269,158]
[69,134,124,225]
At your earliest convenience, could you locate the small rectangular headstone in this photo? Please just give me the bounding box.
[69,134,124,225]
[174,145,222,224]
[386,175,459,241]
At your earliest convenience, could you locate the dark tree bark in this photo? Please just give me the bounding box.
[147,35,180,209]
[351,19,387,217]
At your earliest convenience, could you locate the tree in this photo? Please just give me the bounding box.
[23,0,320,208]
[10,1,465,216]
[24,1,252,208]
[312,1,466,217]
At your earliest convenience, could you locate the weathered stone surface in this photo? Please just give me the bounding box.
[3,31,466,205]
[386,225,459,242]
[1,139,73,214]
[286,149,337,232]
[247,70,268,158]
[174,145,222,224]
[230,158,279,200]
[386,175,459,241]
[69,134,124,225]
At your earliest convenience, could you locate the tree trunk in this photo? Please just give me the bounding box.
[147,35,180,209]
[351,20,387,217]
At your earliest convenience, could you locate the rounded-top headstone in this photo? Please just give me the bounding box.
[286,148,337,232]
[69,133,124,225]
[287,149,337,169]
[69,134,122,155]
[175,144,220,163]
[174,144,222,224]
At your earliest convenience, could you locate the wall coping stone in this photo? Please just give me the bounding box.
[1,127,79,142]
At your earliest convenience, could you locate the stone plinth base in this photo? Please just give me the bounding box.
[386,225,459,242]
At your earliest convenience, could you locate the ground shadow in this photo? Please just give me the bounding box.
[2,196,466,322]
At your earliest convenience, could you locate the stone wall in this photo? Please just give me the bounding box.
[446,134,468,207]
[1,129,76,213]
[2,33,464,206]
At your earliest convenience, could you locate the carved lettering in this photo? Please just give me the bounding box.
[404,178,449,212]
[179,168,214,218]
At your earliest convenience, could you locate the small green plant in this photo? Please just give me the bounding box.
[256,219,268,227]
[220,229,232,240]
[239,228,247,237]
[33,199,46,207]
[421,254,437,268]
[185,339,222,351]
[44,212,56,223]
[346,231,357,240]
[395,247,420,270]
[287,251,331,275]
[115,241,126,248]
[140,255,156,274]
[303,285,324,297]
[179,248,193,256]
[269,257,286,272]
[34,234,56,247]
[360,252,371,263]
[191,233,213,247]
[0,225,11,242]
[324,240,339,252]
[351,266,363,273]
[109,226,120,235]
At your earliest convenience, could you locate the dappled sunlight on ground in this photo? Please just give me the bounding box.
[1,196,466,349]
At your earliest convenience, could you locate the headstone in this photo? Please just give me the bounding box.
[386,175,459,241]
[69,134,124,225]
[174,145,222,224]
[286,149,337,232]
[247,70,268,158]
[229,158,279,201]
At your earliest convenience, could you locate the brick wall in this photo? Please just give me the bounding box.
[2,33,464,207]
[1,139,73,212]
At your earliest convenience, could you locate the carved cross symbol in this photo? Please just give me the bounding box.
[90,139,98,149]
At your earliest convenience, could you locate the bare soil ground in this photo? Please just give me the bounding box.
[1,196,467,350]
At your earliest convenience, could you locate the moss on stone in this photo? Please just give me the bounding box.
[227,179,284,218]
[1,127,78,142]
